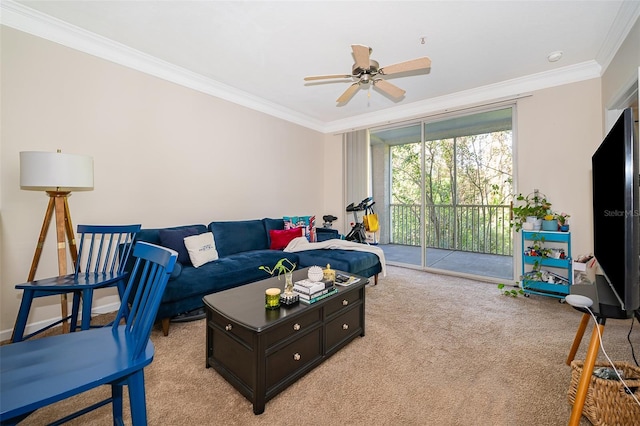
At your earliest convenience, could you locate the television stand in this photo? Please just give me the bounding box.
[565,279,636,426]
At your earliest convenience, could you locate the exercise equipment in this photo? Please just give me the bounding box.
[322,214,338,228]
[344,197,374,244]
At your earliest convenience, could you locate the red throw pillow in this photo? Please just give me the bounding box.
[270,228,303,250]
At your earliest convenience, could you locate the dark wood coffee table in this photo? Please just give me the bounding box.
[203,268,367,414]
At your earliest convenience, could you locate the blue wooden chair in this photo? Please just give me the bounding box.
[12,224,141,342]
[0,241,177,425]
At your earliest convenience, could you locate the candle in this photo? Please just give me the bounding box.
[265,287,281,310]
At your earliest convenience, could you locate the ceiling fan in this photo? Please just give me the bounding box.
[304,44,431,104]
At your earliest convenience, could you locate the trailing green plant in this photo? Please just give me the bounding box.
[497,282,525,297]
[510,192,552,231]
[259,258,296,279]
[526,237,551,258]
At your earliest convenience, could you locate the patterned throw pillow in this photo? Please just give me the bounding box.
[283,215,316,242]
[183,232,218,268]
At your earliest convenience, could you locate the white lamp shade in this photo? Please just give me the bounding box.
[20,151,94,191]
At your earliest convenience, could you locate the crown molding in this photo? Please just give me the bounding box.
[325,60,602,134]
[0,0,616,135]
[0,0,326,132]
[596,0,640,73]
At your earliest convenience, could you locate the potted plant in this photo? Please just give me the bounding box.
[557,212,570,231]
[259,258,297,296]
[511,192,552,232]
[542,211,558,231]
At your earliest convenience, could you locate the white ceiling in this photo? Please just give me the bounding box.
[4,1,639,133]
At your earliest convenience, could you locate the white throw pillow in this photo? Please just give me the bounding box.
[183,232,218,268]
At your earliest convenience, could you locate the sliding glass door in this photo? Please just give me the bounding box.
[371,107,514,280]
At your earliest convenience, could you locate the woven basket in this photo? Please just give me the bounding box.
[567,360,640,426]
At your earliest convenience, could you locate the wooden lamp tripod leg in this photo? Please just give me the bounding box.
[53,194,70,333]
[62,194,78,267]
[25,191,78,334]
[27,196,55,282]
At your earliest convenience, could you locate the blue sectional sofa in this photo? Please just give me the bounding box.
[132,218,382,336]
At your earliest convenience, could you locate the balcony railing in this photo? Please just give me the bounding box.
[390,203,512,256]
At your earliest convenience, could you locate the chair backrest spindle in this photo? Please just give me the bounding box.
[113,242,177,360]
[73,225,141,278]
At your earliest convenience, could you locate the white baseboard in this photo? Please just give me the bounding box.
[0,302,121,342]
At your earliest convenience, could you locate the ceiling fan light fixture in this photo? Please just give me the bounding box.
[352,59,379,76]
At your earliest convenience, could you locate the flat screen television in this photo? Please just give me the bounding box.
[592,107,639,315]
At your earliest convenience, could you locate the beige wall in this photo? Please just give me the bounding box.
[516,79,603,276]
[602,17,640,111]
[0,27,326,336]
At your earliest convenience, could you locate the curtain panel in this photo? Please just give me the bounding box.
[343,129,370,208]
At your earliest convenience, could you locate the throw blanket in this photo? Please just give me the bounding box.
[284,237,387,277]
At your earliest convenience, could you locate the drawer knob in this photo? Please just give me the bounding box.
[342,323,349,330]
[293,353,301,361]
[225,324,233,331]
[342,299,349,306]
[293,323,301,331]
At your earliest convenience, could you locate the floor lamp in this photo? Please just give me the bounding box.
[20,150,94,333]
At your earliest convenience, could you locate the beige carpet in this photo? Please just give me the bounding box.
[11,266,639,425]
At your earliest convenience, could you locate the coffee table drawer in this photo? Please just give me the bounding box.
[326,305,363,352]
[210,326,254,389]
[209,311,254,347]
[264,308,321,348]
[324,287,363,317]
[266,328,322,389]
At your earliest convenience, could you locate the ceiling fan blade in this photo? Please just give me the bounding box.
[336,83,361,103]
[373,79,405,99]
[351,44,371,70]
[304,74,353,81]
[379,57,431,75]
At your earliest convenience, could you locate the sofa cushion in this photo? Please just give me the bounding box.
[208,220,268,257]
[160,250,299,303]
[158,225,207,265]
[295,249,380,277]
[184,232,219,267]
[269,228,303,250]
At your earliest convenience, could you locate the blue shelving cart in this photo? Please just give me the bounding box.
[521,230,572,300]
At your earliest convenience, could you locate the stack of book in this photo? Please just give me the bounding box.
[293,279,337,304]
